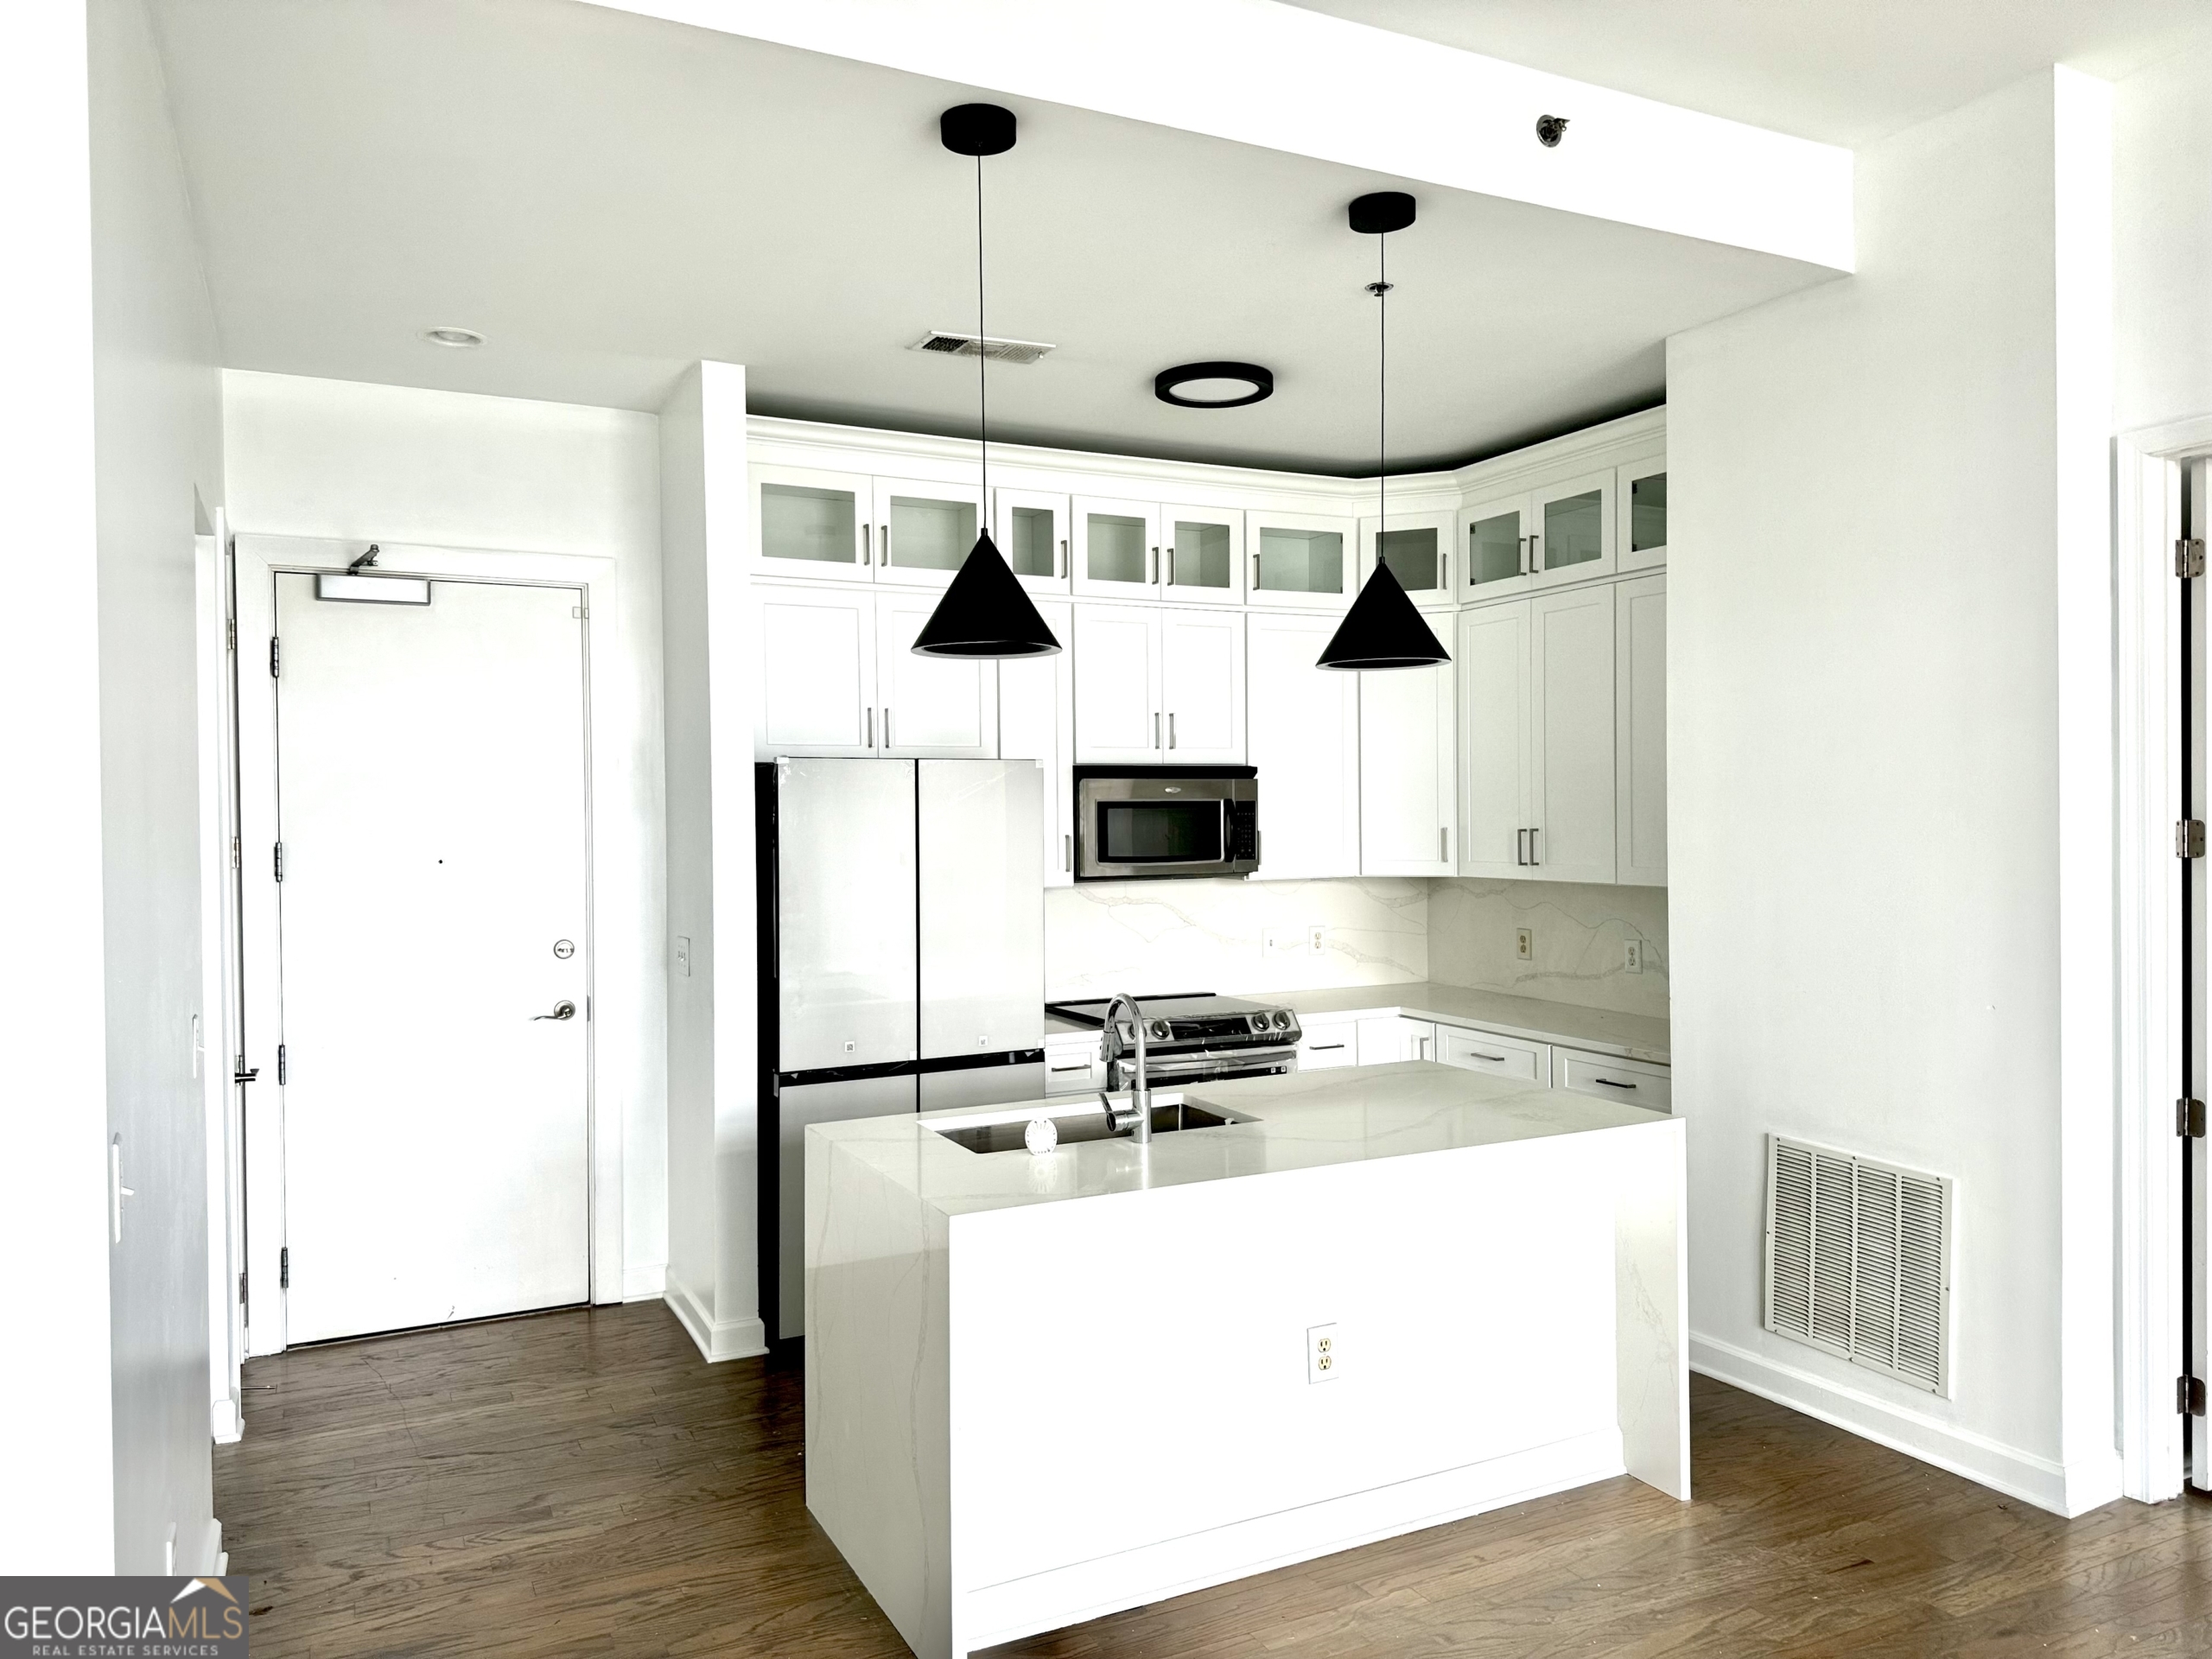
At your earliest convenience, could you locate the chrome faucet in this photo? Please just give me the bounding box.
[1098,992,1154,1145]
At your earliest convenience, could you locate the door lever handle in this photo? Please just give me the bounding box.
[534,1000,577,1021]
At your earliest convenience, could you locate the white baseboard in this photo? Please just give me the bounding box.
[1691,1332,2122,1518]
[211,1393,242,1445]
[957,1429,1625,1656]
[664,1275,767,1363]
[622,1260,668,1301]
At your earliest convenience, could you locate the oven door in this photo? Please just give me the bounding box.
[1076,772,1252,880]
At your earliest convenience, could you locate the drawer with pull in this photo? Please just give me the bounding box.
[1552,1046,1672,1113]
[1043,1036,1105,1096]
[1296,1019,1360,1070]
[1437,1027,1550,1086]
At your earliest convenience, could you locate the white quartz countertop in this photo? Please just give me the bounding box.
[809,1061,1667,1219]
[1045,982,1669,1065]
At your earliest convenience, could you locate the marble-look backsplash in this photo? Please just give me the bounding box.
[1427,880,1669,1019]
[1046,879,1427,1000]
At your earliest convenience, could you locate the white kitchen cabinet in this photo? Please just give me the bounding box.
[1529,584,1618,882]
[754,465,872,582]
[1043,1032,1104,1095]
[874,476,985,590]
[1615,574,1668,886]
[1358,511,1457,610]
[1072,496,1162,600]
[1357,1015,1436,1065]
[873,591,998,758]
[755,586,874,756]
[999,599,1076,885]
[1454,586,1616,883]
[1072,603,1242,766]
[1249,508,1355,611]
[1245,612,1361,879]
[1438,1026,1551,1085]
[1459,489,1535,602]
[1360,658,1456,876]
[1618,454,1668,574]
[994,487,1071,595]
[1161,503,1246,606]
[1071,604,1160,763]
[1554,1046,1671,1113]
[1455,601,1531,879]
[1297,1016,1360,1069]
[1529,470,1616,589]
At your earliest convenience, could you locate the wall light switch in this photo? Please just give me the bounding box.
[1624,940,1643,974]
[674,936,692,977]
[1306,925,1325,957]
[1264,927,1302,958]
[1516,927,1533,961]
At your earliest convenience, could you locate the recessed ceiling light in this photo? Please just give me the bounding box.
[1154,361,1273,409]
[424,327,485,348]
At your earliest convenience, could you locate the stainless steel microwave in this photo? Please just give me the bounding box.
[1073,766,1258,880]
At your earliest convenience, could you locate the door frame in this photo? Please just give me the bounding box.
[2114,416,2212,1502]
[232,533,620,1356]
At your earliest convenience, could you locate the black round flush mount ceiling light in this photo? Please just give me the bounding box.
[1154,361,1274,409]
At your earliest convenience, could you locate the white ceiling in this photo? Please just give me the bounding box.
[1285,0,2212,147]
[147,0,1840,474]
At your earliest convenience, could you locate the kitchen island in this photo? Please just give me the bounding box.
[804,1061,1688,1659]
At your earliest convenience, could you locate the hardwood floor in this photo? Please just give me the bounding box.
[216,1301,2212,1658]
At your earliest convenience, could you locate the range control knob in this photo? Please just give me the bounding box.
[1149,1020,1171,1040]
[1248,1014,1266,1033]
[1271,1010,1292,1030]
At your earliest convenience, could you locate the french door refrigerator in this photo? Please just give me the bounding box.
[757,757,1044,1342]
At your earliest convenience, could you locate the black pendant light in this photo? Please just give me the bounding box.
[912,104,1062,659]
[1317,191,1450,671]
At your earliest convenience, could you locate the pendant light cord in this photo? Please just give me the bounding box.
[976,152,988,505]
[1378,232,1387,536]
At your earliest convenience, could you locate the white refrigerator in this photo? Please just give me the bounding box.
[757,757,1045,1341]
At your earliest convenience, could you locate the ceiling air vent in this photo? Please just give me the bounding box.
[912,330,1055,365]
[1765,1135,1951,1395]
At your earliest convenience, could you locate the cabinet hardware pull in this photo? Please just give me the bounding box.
[1469,1052,1506,1063]
[1059,537,1067,578]
[1169,712,1177,749]
[1148,546,1158,585]
[884,707,893,749]
[1529,531,1540,573]
[1440,826,1447,862]
[1251,552,1260,589]
[1516,828,1527,866]
[1154,711,1160,747]
[1592,1077,1637,1090]
[1530,826,1541,866]
[1065,833,1071,871]
[1310,1043,1346,1051]
[1442,550,1448,589]
[1049,1062,1090,1073]
[882,524,892,563]
[861,523,871,565]
[867,707,874,747]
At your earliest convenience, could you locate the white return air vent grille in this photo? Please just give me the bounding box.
[1764,1135,1951,1395]
[912,330,1055,365]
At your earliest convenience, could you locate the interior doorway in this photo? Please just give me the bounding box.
[270,570,593,1344]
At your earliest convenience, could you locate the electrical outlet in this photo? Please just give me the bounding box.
[1516,927,1533,961]
[1307,1323,1339,1384]
[1264,926,1303,957]
[1306,925,1326,957]
[674,936,692,977]
[1624,939,1643,974]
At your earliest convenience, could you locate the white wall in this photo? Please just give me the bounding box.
[1667,69,2119,1516]
[90,0,228,1574]
[1428,880,1669,1020]
[220,371,671,1297]
[2114,37,2212,436]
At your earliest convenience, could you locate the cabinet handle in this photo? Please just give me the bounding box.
[882,524,892,564]
[1251,552,1260,589]
[861,523,872,566]
[1064,833,1071,872]
[1530,826,1541,866]
[884,707,893,749]
[867,707,874,748]
[1442,550,1448,589]
[1049,1061,1090,1073]
[1154,711,1160,748]
[1169,712,1177,749]
[1528,531,1540,574]
[1516,829,1527,866]
[1439,827,1447,862]
[1059,537,1067,578]
[1468,1052,1507,1064]
[1310,1043,1346,1052]
[1592,1077,1638,1090]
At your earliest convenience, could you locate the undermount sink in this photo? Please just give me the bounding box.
[931,1097,1256,1155]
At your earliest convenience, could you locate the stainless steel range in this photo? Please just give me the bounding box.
[1045,994,1303,1090]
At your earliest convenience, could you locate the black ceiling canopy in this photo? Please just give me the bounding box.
[1154,361,1274,409]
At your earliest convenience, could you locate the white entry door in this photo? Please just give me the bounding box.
[274,573,590,1344]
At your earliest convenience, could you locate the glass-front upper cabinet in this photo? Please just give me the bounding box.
[1458,491,1534,601]
[1248,510,1353,611]
[1358,511,1455,610]
[1071,496,1163,600]
[1529,469,1615,589]
[1618,454,1668,573]
[992,488,1071,595]
[753,465,871,582]
[1160,504,1245,605]
[871,476,987,591]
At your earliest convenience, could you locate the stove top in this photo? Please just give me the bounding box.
[1046,994,1301,1051]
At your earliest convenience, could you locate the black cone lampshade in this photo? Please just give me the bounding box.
[912,531,1061,658]
[1316,559,1447,670]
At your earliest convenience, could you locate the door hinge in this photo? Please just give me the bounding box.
[2182,1098,2207,1138]
[2180,820,2206,859]
[270,636,281,678]
[276,1043,287,1085]
[273,842,285,881]
[572,604,589,620]
[2182,1375,2206,1415]
[238,1270,247,1309]
[279,1247,289,1290]
[230,836,240,871]
[2178,537,2206,579]
[226,616,237,652]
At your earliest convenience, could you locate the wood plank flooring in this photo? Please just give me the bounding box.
[216,1301,2212,1657]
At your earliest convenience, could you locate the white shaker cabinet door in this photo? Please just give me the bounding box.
[755,586,875,757]
[1456,601,1532,880]
[998,599,1076,886]
[1159,607,1245,764]
[1529,584,1618,883]
[1615,575,1668,886]
[874,591,998,757]
[1245,612,1360,879]
[1360,657,1456,876]
[1072,604,1161,763]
